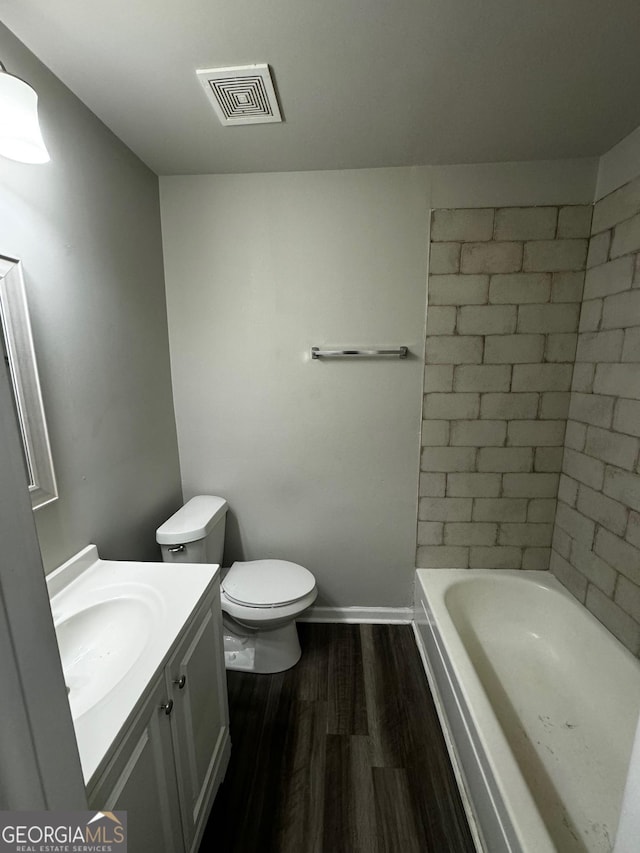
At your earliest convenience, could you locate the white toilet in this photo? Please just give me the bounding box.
[156,495,317,674]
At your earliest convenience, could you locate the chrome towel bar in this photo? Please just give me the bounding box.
[311,346,409,360]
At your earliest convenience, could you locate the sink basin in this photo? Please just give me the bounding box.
[55,596,156,719]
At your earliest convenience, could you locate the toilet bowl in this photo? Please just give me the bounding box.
[156,496,317,674]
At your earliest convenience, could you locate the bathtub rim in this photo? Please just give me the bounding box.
[414,567,640,853]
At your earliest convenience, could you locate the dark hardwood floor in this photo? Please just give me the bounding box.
[201,623,475,853]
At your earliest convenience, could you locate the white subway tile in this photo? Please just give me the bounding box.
[421,446,476,472]
[498,523,553,546]
[418,497,472,521]
[585,586,640,653]
[570,541,616,596]
[446,473,501,497]
[601,289,640,330]
[457,305,517,335]
[426,336,483,364]
[568,392,614,428]
[557,205,592,239]
[503,472,559,497]
[595,527,640,584]
[583,256,634,299]
[578,299,603,332]
[517,303,581,334]
[424,364,454,392]
[417,521,444,545]
[512,364,573,392]
[424,392,480,419]
[539,392,571,419]
[576,483,628,536]
[523,239,587,272]
[421,420,450,446]
[564,421,587,452]
[554,500,595,543]
[461,242,523,274]
[610,212,640,259]
[507,420,566,446]
[488,273,550,304]
[431,208,494,242]
[585,425,639,471]
[429,242,461,274]
[469,546,522,569]
[562,447,605,489]
[477,447,532,472]
[613,399,640,438]
[483,334,544,364]
[444,522,498,546]
[480,393,539,419]
[586,231,610,269]
[615,576,640,623]
[627,511,640,550]
[592,176,640,232]
[557,473,579,506]
[522,547,551,570]
[527,498,557,523]
[494,206,557,240]
[575,330,624,363]
[550,271,585,303]
[545,333,578,363]
[622,328,640,362]
[550,551,587,602]
[552,525,572,558]
[416,545,469,568]
[449,419,507,446]
[602,466,640,512]
[593,363,640,399]
[571,364,595,393]
[534,447,564,472]
[429,274,489,305]
[426,306,457,335]
[419,473,446,496]
[454,364,511,392]
[473,498,528,522]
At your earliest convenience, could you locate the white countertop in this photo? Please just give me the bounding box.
[47,545,219,787]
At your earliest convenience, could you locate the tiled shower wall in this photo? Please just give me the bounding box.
[418,205,590,570]
[550,176,640,655]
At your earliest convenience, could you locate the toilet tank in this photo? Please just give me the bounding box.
[156,495,228,565]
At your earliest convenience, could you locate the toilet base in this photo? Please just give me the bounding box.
[223,619,302,674]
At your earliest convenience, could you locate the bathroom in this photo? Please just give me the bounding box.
[1,2,640,851]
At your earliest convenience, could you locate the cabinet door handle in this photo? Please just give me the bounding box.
[160,699,174,716]
[173,675,187,689]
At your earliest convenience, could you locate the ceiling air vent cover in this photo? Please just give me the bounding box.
[196,64,282,126]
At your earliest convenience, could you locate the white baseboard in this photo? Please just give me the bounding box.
[298,605,413,624]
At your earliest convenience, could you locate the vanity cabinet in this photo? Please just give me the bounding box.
[88,583,230,853]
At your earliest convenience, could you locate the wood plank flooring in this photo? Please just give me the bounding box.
[200,623,475,853]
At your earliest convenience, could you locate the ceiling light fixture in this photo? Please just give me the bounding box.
[0,61,50,164]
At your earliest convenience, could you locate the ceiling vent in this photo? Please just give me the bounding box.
[196,64,282,126]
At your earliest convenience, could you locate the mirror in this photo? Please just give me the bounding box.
[0,255,57,509]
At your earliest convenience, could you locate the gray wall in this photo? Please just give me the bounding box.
[0,24,182,572]
[160,163,596,609]
[160,169,431,608]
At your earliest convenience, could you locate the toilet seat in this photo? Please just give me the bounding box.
[222,559,316,608]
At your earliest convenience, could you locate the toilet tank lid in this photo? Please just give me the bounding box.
[156,495,228,545]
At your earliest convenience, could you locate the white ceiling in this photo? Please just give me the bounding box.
[3,0,640,176]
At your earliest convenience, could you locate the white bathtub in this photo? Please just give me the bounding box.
[414,569,640,853]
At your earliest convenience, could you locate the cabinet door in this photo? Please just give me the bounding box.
[88,677,184,853]
[167,587,230,853]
